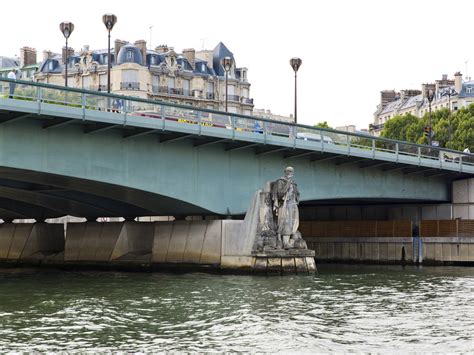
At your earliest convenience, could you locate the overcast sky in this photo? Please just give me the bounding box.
[2,0,473,129]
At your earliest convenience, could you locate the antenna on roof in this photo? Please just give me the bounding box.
[465,60,469,81]
[149,25,154,48]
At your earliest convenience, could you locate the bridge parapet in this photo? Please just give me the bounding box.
[1,77,473,174]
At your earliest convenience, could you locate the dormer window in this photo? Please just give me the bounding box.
[48,61,54,70]
[201,63,206,72]
[103,54,108,64]
[151,56,157,65]
[127,50,134,62]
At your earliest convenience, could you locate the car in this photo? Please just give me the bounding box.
[296,132,334,144]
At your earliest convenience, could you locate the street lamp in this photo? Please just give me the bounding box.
[441,87,458,146]
[102,13,117,94]
[221,56,233,112]
[426,89,435,146]
[290,57,302,124]
[59,21,74,87]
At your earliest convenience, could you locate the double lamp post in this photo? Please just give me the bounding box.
[59,14,117,94]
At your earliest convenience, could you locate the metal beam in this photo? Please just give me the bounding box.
[225,143,259,152]
[284,151,317,159]
[256,147,288,156]
[43,118,75,129]
[336,158,366,166]
[85,123,119,134]
[358,161,392,169]
[194,138,228,147]
[159,133,194,143]
[404,167,435,175]
[381,164,408,172]
[123,128,156,139]
[0,113,34,124]
[310,154,342,162]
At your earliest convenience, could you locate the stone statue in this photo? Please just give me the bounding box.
[272,167,300,249]
[253,167,307,252]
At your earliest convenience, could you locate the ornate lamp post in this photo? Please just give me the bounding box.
[221,56,233,112]
[290,57,302,124]
[427,89,435,146]
[102,14,117,94]
[59,21,74,87]
[441,87,458,146]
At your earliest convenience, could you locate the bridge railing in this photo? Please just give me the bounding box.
[1,78,473,170]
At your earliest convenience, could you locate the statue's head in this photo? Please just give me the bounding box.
[284,166,294,179]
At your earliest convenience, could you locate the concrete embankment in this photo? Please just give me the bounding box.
[1,219,473,272]
[0,221,315,274]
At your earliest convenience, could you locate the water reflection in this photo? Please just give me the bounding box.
[0,265,473,352]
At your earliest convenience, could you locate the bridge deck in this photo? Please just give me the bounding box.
[0,78,472,176]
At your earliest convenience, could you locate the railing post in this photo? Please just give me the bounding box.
[81,93,86,120]
[37,86,42,115]
[347,135,350,155]
[418,146,421,166]
[459,155,463,173]
[372,139,375,159]
[395,142,399,162]
[231,115,235,140]
[197,111,202,136]
[321,129,325,153]
[263,120,267,145]
[161,104,165,131]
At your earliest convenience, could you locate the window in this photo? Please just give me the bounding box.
[82,75,91,89]
[103,54,108,64]
[242,88,249,98]
[126,50,134,62]
[183,79,190,95]
[201,63,206,72]
[151,56,157,65]
[122,69,138,83]
[48,61,54,70]
[207,82,214,94]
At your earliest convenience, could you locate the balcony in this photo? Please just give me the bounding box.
[206,92,215,100]
[241,97,254,105]
[120,82,140,90]
[228,95,240,102]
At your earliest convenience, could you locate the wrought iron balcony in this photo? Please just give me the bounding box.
[120,82,140,90]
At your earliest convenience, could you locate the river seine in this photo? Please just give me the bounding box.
[0,265,473,352]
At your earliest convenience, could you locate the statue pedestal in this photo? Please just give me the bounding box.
[252,249,316,275]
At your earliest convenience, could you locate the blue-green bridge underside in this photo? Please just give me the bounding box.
[0,87,472,219]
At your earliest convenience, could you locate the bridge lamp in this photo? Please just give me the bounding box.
[426,89,435,146]
[102,13,117,94]
[221,56,233,112]
[290,57,302,124]
[59,21,74,87]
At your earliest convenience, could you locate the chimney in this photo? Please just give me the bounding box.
[134,40,147,65]
[155,45,169,54]
[62,46,74,64]
[380,90,398,108]
[454,71,462,93]
[114,39,128,63]
[182,48,195,69]
[43,50,53,61]
[20,47,37,67]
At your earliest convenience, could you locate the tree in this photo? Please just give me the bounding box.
[380,105,474,151]
[314,121,331,129]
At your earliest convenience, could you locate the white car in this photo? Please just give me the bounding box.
[296,132,333,144]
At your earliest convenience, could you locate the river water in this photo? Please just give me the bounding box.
[0,265,473,352]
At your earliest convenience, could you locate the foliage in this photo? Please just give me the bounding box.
[380,105,474,151]
[314,121,331,129]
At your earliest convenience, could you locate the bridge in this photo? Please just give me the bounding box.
[0,78,473,220]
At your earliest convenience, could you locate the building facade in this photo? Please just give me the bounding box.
[34,40,254,115]
[0,47,39,81]
[372,73,474,135]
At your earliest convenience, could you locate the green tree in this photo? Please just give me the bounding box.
[314,121,331,129]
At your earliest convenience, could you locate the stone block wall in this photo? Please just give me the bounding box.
[0,223,64,262]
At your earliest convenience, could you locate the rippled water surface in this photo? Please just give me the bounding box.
[0,265,473,352]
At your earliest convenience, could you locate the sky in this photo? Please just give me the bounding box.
[1,0,473,129]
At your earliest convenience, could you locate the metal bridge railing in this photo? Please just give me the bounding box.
[0,77,473,171]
